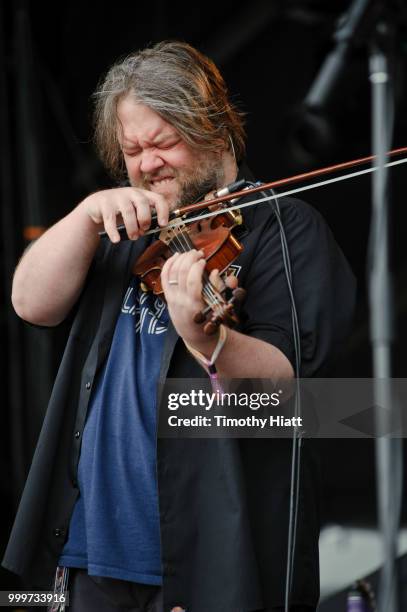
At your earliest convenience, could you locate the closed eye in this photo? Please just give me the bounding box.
[157,138,181,149]
[123,148,141,157]
[122,138,181,156]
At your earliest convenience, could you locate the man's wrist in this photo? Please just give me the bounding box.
[72,201,102,242]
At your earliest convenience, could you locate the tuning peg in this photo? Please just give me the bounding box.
[203,320,220,335]
[230,287,246,304]
[193,311,207,324]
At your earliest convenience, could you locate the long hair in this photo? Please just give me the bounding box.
[93,40,246,180]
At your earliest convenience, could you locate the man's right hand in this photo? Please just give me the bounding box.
[82,187,170,243]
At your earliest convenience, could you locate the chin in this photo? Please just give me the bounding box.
[162,189,181,210]
[150,182,179,203]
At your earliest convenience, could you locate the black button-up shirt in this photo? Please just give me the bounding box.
[2,186,356,611]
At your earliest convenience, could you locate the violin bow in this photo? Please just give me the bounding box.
[102,146,407,239]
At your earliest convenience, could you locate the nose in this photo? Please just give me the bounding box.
[139,148,165,174]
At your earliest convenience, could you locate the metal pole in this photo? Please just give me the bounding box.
[369,20,401,612]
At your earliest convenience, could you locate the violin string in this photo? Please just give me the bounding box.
[172,225,191,253]
[167,206,225,315]
[167,227,222,312]
[169,228,215,305]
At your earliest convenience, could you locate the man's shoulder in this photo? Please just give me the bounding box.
[237,162,324,226]
[241,191,327,237]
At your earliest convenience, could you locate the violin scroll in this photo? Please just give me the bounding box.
[193,280,246,335]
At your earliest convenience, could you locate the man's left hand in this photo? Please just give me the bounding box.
[161,249,210,347]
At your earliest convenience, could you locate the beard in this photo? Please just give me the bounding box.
[173,154,225,207]
[130,152,225,209]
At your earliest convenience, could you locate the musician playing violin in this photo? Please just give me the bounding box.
[4,41,356,612]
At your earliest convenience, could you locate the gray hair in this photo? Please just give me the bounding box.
[93,40,246,180]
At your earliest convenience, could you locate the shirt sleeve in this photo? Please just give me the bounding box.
[238,197,356,376]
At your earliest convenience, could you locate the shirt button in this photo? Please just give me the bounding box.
[53,528,64,537]
[74,431,81,439]
[85,381,91,390]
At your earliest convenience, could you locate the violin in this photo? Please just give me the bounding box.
[133,182,249,335]
[100,147,407,335]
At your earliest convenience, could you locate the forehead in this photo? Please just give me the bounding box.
[116,97,177,145]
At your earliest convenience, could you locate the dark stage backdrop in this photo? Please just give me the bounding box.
[1,0,406,596]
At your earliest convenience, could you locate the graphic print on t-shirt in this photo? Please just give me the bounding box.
[121,286,167,335]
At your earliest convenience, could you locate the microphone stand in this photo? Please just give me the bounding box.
[368,15,402,612]
[299,2,404,610]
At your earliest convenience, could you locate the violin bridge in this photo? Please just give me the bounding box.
[159,222,188,245]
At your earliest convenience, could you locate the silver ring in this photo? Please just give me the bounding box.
[168,279,178,285]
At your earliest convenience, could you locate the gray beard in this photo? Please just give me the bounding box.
[175,165,224,207]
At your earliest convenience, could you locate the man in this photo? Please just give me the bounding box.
[3,41,355,611]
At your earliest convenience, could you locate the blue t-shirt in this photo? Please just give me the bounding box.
[59,277,168,585]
